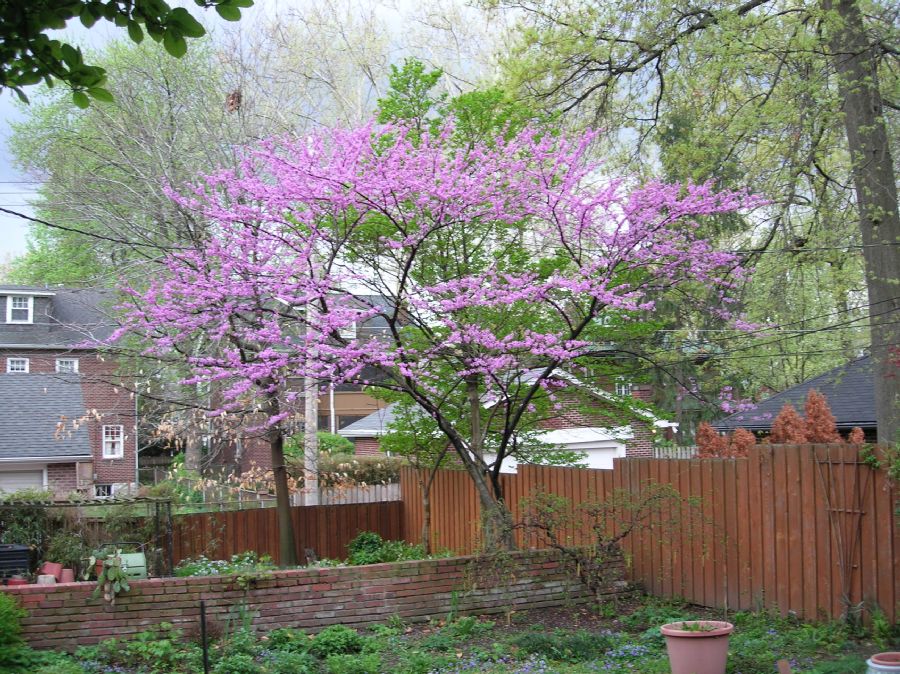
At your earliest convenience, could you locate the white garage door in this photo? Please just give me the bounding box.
[0,470,44,493]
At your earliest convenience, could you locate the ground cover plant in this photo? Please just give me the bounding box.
[9,595,893,673]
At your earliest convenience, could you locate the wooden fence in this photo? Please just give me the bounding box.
[169,500,403,567]
[399,444,898,622]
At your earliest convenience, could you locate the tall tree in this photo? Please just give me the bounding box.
[496,0,898,439]
[114,121,760,548]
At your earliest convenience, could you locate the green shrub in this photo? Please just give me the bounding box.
[310,625,365,657]
[221,628,262,658]
[32,658,88,674]
[267,627,311,653]
[0,488,58,547]
[45,530,88,572]
[325,652,381,674]
[287,453,404,487]
[286,432,355,456]
[212,652,262,674]
[264,650,318,674]
[345,531,426,565]
[79,623,202,673]
[443,616,494,639]
[0,592,30,671]
[508,629,613,663]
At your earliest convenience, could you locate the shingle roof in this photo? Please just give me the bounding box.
[0,374,91,460]
[714,355,875,432]
[338,405,397,438]
[0,286,117,348]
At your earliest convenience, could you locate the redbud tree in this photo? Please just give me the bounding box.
[115,121,760,552]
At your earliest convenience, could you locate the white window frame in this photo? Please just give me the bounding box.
[94,484,113,499]
[6,357,29,373]
[55,358,79,373]
[102,425,124,459]
[615,378,633,397]
[6,296,33,324]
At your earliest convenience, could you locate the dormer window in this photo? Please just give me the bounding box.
[7,358,29,373]
[56,358,79,373]
[7,296,33,324]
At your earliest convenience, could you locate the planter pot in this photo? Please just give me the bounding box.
[59,568,75,583]
[868,653,900,673]
[6,576,28,587]
[39,561,63,581]
[661,621,734,674]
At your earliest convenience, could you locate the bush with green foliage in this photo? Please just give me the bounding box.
[286,432,355,457]
[509,629,614,663]
[325,652,381,674]
[212,652,261,674]
[287,453,405,488]
[0,488,60,547]
[266,627,311,654]
[309,625,365,658]
[346,531,426,566]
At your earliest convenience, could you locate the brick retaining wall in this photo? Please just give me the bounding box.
[3,549,628,652]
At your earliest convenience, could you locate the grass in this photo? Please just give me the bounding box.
[8,596,895,673]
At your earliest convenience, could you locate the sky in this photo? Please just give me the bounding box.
[0,0,498,266]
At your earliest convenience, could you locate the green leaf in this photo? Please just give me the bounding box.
[15,88,29,104]
[80,7,98,28]
[230,0,254,7]
[215,4,242,21]
[127,20,144,43]
[72,91,90,109]
[162,31,188,58]
[169,8,206,38]
[87,87,114,103]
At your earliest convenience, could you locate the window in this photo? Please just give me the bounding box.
[6,296,33,324]
[56,358,79,373]
[338,321,358,339]
[615,378,633,397]
[94,484,113,498]
[6,358,29,373]
[102,425,124,459]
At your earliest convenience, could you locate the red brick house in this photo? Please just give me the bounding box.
[339,370,674,470]
[0,286,136,497]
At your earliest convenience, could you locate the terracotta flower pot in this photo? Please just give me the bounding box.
[59,568,75,583]
[39,562,63,582]
[661,620,734,674]
[869,652,900,673]
[6,576,28,587]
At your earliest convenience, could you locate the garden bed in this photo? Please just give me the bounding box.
[2,595,891,673]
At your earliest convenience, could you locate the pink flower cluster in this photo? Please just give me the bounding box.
[114,121,762,420]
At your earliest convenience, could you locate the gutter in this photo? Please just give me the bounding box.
[0,455,92,463]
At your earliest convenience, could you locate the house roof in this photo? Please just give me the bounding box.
[339,367,677,439]
[0,286,117,349]
[0,374,92,460]
[714,355,875,432]
[339,405,397,438]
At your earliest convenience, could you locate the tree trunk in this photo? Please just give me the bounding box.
[264,391,298,567]
[268,426,298,567]
[421,476,432,554]
[824,0,900,442]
